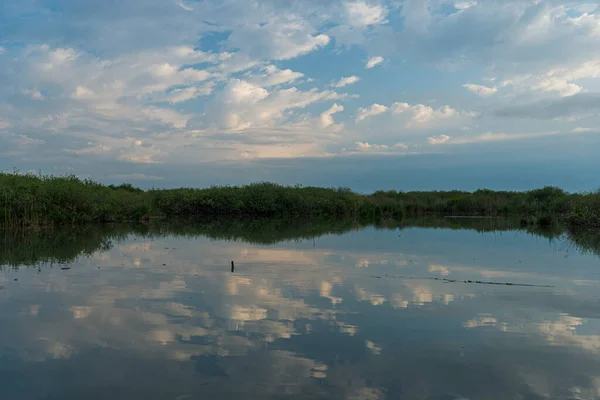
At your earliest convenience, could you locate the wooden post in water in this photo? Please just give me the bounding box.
[231,261,235,273]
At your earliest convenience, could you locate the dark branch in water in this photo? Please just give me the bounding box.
[371,274,555,288]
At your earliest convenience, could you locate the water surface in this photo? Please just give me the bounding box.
[1,220,600,399]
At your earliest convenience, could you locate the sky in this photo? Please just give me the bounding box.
[1,0,600,192]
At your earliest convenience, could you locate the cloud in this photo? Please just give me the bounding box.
[354,101,472,129]
[391,102,466,126]
[344,1,389,27]
[72,86,95,99]
[22,89,44,100]
[2,0,600,178]
[534,78,582,97]
[165,86,213,104]
[356,104,388,122]
[224,80,270,105]
[227,16,331,61]
[319,104,345,128]
[365,56,384,69]
[572,127,595,133]
[354,141,408,151]
[356,141,388,150]
[175,0,194,12]
[428,264,450,276]
[333,76,360,88]
[428,135,452,144]
[495,93,600,120]
[252,65,304,87]
[449,130,580,145]
[454,1,477,10]
[464,315,497,328]
[463,83,497,97]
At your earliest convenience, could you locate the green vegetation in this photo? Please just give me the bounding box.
[0,172,152,228]
[1,172,599,230]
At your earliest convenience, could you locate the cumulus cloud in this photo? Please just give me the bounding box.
[333,76,360,87]
[319,104,345,128]
[391,102,460,125]
[428,135,452,144]
[253,65,304,87]
[22,89,44,100]
[463,83,498,97]
[356,104,388,122]
[365,56,384,69]
[354,101,472,129]
[2,0,600,176]
[356,141,388,150]
[344,1,389,27]
[227,16,331,61]
[572,127,594,133]
[354,141,408,151]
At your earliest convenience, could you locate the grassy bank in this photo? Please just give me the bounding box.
[1,172,599,229]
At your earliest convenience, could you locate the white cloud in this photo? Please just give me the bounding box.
[464,315,497,328]
[3,0,600,172]
[216,81,347,131]
[175,0,194,12]
[354,141,408,151]
[253,65,304,87]
[356,141,388,150]
[72,86,95,99]
[333,76,360,88]
[454,1,477,10]
[463,83,497,97]
[224,80,270,105]
[344,1,388,27]
[22,89,44,100]
[449,130,579,145]
[356,103,388,122]
[572,127,594,133]
[428,134,452,144]
[391,102,460,125]
[534,78,582,97]
[428,264,449,276]
[365,56,384,69]
[165,86,212,104]
[319,103,344,128]
[227,17,330,61]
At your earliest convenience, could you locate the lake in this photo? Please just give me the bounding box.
[1,219,600,400]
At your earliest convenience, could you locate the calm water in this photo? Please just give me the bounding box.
[1,220,600,400]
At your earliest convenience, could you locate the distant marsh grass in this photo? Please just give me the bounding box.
[1,172,599,230]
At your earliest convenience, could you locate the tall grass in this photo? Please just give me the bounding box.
[0,172,152,228]
[151,183,403,220]
[1,172,599,229]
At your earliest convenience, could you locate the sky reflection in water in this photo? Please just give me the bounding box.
[1,223,600,400]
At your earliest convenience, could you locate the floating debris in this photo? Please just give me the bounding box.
[61,267,71,271]
[374,274,554,288]
[231,261,235,273]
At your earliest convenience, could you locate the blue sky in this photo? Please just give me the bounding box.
[1,0,599,191]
